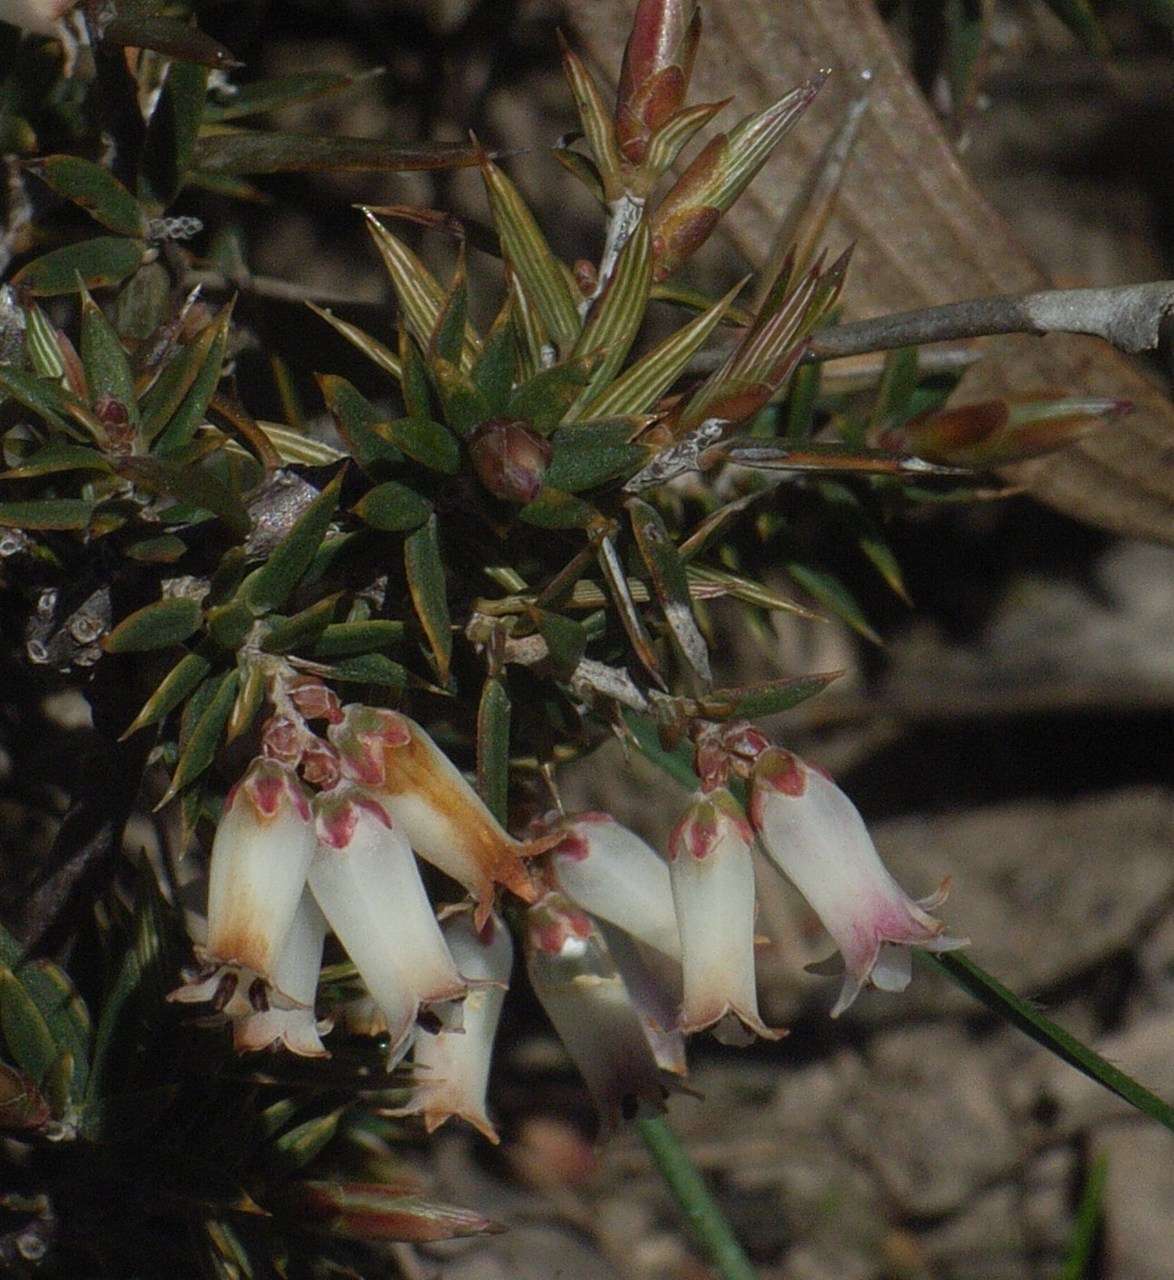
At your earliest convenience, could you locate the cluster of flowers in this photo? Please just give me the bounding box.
[174,684,965,1139]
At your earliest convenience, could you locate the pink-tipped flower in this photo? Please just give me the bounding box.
[392,911,513,1143]
[204,758,317,1001]
[525,892,666,1131]
[309,786,466,1066]
[232,890,332,1058]
[329,706,558,927]
[548,812,681,961]
[749,749,968,1016]
[668,788,785,1044]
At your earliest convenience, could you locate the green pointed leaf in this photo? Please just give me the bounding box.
[0,967,60,1086]
[24,155,148,237]
[518,486,598,529]
[103,597,202,654]
[628,497,710,683]
[117,456,250,538]
[545,419,650,492]
[125,534,189,563]
[354,480,432,532]
[238,473,343,616]
[589,277,746,418]
[307,303,403,381]
[644,99,730,176]
[149,312,232,457]
[204,71,370,122]
[11,237,145,297]
[506,356,593,434]
[139,307,230,446]
[194,132,486,175]
[256,420,347,466]
[431,355,490,436]
[319,653,409,689]
[476,677,511,824]
[279,1181,503,1243]
[553,143,606,205]
[924,952,1173,1133]
[819,481,910,604]
[139,59,208,209]
[22,303,66,379]
[0,500,94,531]
[481,158,580,350]
[399,329,434,419]
[560,37,623,197]
[226,660,267,744]
[567,220,653,419]
[687,563,822,620]
[0,367,85,437]
[269,1110,345,1173]
[103,16,239,67]
[536,611,588,677]
[783,360,820,441]
[429,262,469,367]
[697,671,841,719]
[120,651,212,738]
[1,444,111,480]
[316,373,403,470]
[1060,1154,1109,1280]
[157,669,240,807]
[868,346,920,432]
[260,595,342,655]
[405,514,452,684]
[785,560,880,643]
[598,532,665,689]
[375,417,460,474]
[311,620,405,659]
[471,313,519,413]
[81,290,137,427]
[505,265,548,382]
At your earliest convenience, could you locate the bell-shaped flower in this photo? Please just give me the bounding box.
[749,748,968,1016]
[232,890,333,1058]
[202,758,317,1004]
[329,706,559,926]
[598,922,688,1077]
[309,786,466,1066]
[547,812,681,961]
[525,891,666,1131]
[391,910,513,1143]
[668,788,785,1044]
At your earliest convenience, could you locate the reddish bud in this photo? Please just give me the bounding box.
[616,0,701,163]
[470,418,553,505]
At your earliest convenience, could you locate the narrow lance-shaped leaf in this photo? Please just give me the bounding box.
[80,288,138,432]
[505,355,594,435]
[354,481,432,532]
[589,276,747,418]
[567,219,653,420]
[139,306,229,444]
[374,417,460,474]
[11,238,146,297]
[149,304,234,456]
[628,498,710,683]
[695,670,841,720]
[651,73,826,281]
[316,372,403,470]
[116,455,251,539]
[307,302,403,381]
[238,472,343,616]
[260,594,342,655]
[156,668,241,809]
[102,16,240,67]
[203,70,373,122]
[506,265,547,382]
[0,969,59,1085]
[430,251,470,367]
[1,444,111,480]
[24,156,148,238]
[311,619,404,659]
[22,303,66,379]
[706,438,964,479]
[276,1181,504,1243]
[818,481,910,603]
[0,367,85,438]
[138,60,208,210]
[785,559,880,644]
[0,500,94,531]
[120,650,212,739]
[193,132,487,175]
[643,97,729,177]
[103,597,202,654]
[476,677,511,826]
[471,306,519,412]
[598,532,666,688]
[481,157,581,351]
[544,418,651,491]
[560,33,624,199]
[405,514,452,684]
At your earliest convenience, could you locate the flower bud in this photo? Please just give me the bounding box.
[232,890,332,1058]
[204,758,317,998]
[309,786,467,1066]
[469,417,552,505]
[391,911,513,1143]
[616,0,701,164]
[525,892,666,1131]
[548,812,681,961]
[749,749,967,1016]
[329,706,557,927]
[668,788,784,1043]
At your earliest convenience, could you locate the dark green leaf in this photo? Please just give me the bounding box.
[697,671,841,719]
[156,669,240,807]
[476,677,510,824]
[103,16,240,67]
[354,481,432,532]
[103,597,202,653]
[81,290,138,427]
[1059,1154,1109,1280]
[319,653,408,689]
[311,620,405,659]
[140,306,231,446]
[545,419,648,492]
[1,444,111,479]
[375,417,460,474]
[0,968,59,1085]
[316,373,403,470]
[471,315,518,413]
[0,500,94,530]
[518,486,598,529]
[117,456,250,538]
[125,534,189,563]
[114,262,171,341]
[405,514,452,684]
[506,356,593,434]
[430,266,468,367]
[260,595,342,655]
[11,238,145,297]
[785,560,881,643]
[268,1110,344,1173]
[226,660,267,743]
[120,650,212,738]
[204,71,368,122]
[138,59,208,209]
[238,472,343,616]
[399,332,434,419]
[430,357,490,436]
[537,611,588,676]
[24,155,147,237]
[194,132,485,175]
[0,367,85,437]
[783,360,820,442]
[148,305,233,456]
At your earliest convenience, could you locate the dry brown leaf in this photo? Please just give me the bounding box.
[573,0,1174,544]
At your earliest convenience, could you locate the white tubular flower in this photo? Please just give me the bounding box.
[0,0,75,35]
[204,758,317,1003]
[233,891,332,1059]
[525,892,666,1131]
[329,706,560,927]
[749,748,968,1016]
[668,788,785,1044]
[310,786,467,1066]
[392,910,513,1143]
[548,812,682,962]
[598,923,687,1077]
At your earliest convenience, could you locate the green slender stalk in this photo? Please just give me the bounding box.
[1059,1152,1108,1280]
[923,952,1174,1133]
[637,1115,759,1280]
